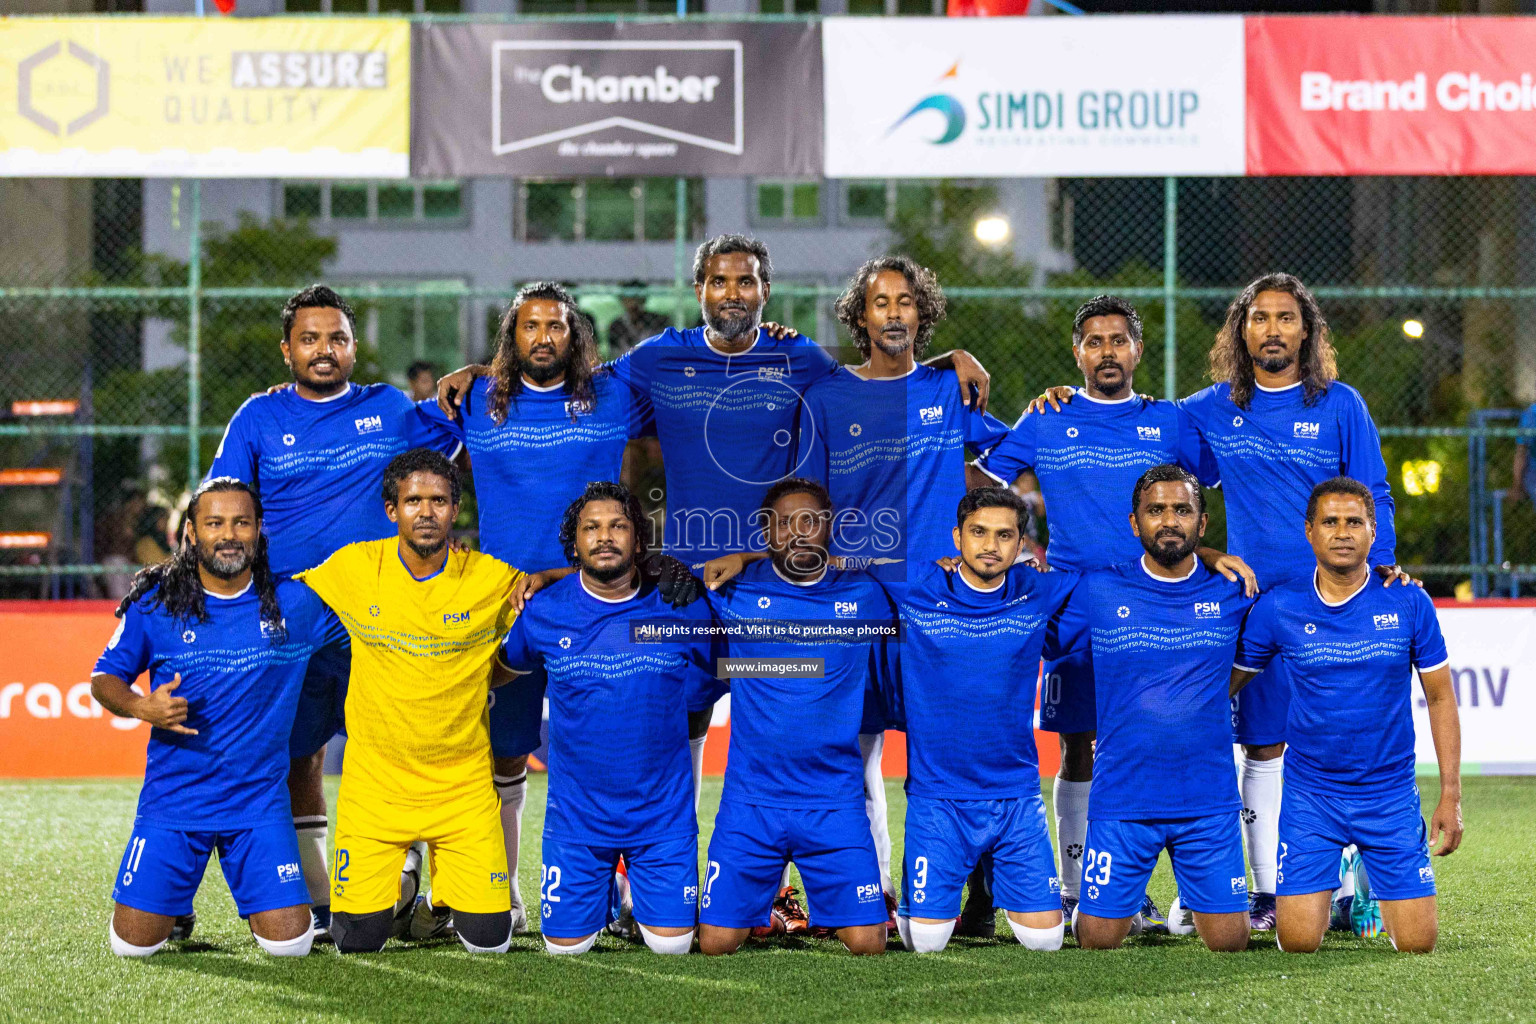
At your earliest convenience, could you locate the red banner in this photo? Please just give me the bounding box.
[1247,15,1536,175]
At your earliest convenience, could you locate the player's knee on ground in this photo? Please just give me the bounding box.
[1194,912,1250,953]
[331,908,392,954]
[1275,918,1324,953]
[454,910,512,953]
[544,933,598,955]
[698,926,745,956]
[1075,914,1130,950]
[255,928,315,957]
[1007,918,1064,951]
[250,905,315,956]
[839,924,887,956]
[109,920,168,958]
[904,918,955,954]
[1389,928,1437,954]
[638,924,695,955]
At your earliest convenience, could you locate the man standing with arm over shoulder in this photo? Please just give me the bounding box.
[1232,477,1461,953]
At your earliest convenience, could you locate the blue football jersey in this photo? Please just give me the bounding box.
[1235,575,1449,797]
[93,580,346,830]
[796,364,1009,582]
[1179,381,1396,585]
[705,559,896,810]
[885,561,1079,800]
[417,372,650,571]
[976,391,1217,571]
[497,575,718,846]
[1051,558,1253,821]
[207,383,461,578]
[610,326,839,564]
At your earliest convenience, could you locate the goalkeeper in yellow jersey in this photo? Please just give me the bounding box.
[297,448,542,954]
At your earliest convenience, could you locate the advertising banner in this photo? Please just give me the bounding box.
[0,18,409,178]
[0,602,148,779]
[1414,603,1536,774]
[821,15,1246,179]
[1246,16,1536,176]
[411,21,821,178]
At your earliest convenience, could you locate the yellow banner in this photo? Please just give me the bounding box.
[0,17,409,177]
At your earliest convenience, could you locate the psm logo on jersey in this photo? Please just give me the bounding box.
[1419,865,1434,882]
[1048,877,1062,894]
[682,885,698,905]
[757,366,786,381]
[1293,421,1321,440]
[354,414,384,434]
[1137,425,1162,442]
[1373,613,1401,630]
[1116,605,1130,619]
[1194,601,1222,619]
[260,617,288,639]
[854,882,883,904]
[276,862,302,884]
[835,601,859,619]
[1230,877,1248,894]
[489,870,509,890]
[443,610,471,629]
[919,406,944,426]
[564,398,593,418]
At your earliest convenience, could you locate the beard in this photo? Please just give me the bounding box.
[404,532,446,560]
[771,545,827,579]
[292,360,348,395]
[1091,363,1130,397]
[581,550,633,583]
[521,350,569,386]
[1255,352,1295,374]
[197,541,254,579]
[703,303,762,342]
[871,325,912,359]
[1144,530,1199,568]
[963,556,1007,584]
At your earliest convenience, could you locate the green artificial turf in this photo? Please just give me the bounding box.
[1,775,1531,1024]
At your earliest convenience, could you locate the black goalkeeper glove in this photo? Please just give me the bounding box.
[641,553,702,608]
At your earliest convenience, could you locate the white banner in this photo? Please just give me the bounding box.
[821,15,1246,179]
[1414,604,1536,774]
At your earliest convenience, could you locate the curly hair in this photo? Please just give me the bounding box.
[1131,464,1205,518]
[281,284,355,343]
[1210,272,1337,410]
[833,255,947,361]
[1073,294,1143,347]
[116,478,285,644]
[558,481,649,567]
[382,448,460,507]
[487,282,599,425]
[692,234,772,286]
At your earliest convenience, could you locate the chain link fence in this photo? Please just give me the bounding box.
[3,170,1535,597]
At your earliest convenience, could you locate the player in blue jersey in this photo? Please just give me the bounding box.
[1027,275,1410,930]
[976,295,1219,925]
[698,478,896,956]
[885,488,1075,954]
[208,285,461,937]
[794,256,1010,912]
[1052,466,1254,953]
[1233,478,1462,954]
[495,482,720,956]
[91,478,346,958]
[416,282,651,933]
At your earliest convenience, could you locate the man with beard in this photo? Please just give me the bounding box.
[437,237,992,851]
[493,482,720,956]
[1025,275,1408,932]
[294,449,552,955]
[698,478,896,957]
[1233,478,1461,954]
[973,296,1219,929]
[883,488,1076,955]
[790,256,1010,921]
[209,285,462,939]
[1050,466,1254,953]
[92,478,347,958]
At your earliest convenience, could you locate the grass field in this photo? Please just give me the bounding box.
[2,775,1532,1024]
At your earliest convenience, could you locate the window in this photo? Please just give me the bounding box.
[352,282,467,379]
[279,181,465,223]
[282,0,461,12]
[754,181,822,226]
[842,180,941,225]
[517,178,704,243]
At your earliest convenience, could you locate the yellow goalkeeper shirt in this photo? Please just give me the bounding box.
[297,539,523,806]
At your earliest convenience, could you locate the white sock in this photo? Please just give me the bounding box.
[396,843,424,916]
[1053,778,1091,899]
[294,815,331,909]
[689,735,707,812]
[1241,754,1284,894]
[459,930,512,954]
[906,918,955,954]
[896,915,914,951]
[858,732,892,892]
[109,922,166,958]
[638,924,694,955]
[1008,919,1064,951]
[255,926,315,957]
[494,773,527,909]
[780,863,794,890]
[544,933,598,955]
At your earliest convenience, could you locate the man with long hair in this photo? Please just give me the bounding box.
[1025,273,1408,934]
[494,482,719,957]
[91,478,347,958]
[212,284,462,939]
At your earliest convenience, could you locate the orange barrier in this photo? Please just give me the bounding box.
[0,601,149,778]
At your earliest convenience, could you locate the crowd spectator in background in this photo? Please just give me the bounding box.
[607,280,670,353]
[132,505,174,567]
[406,361,438,404]
[1511,399,1536,506]
[96,481,147,600]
